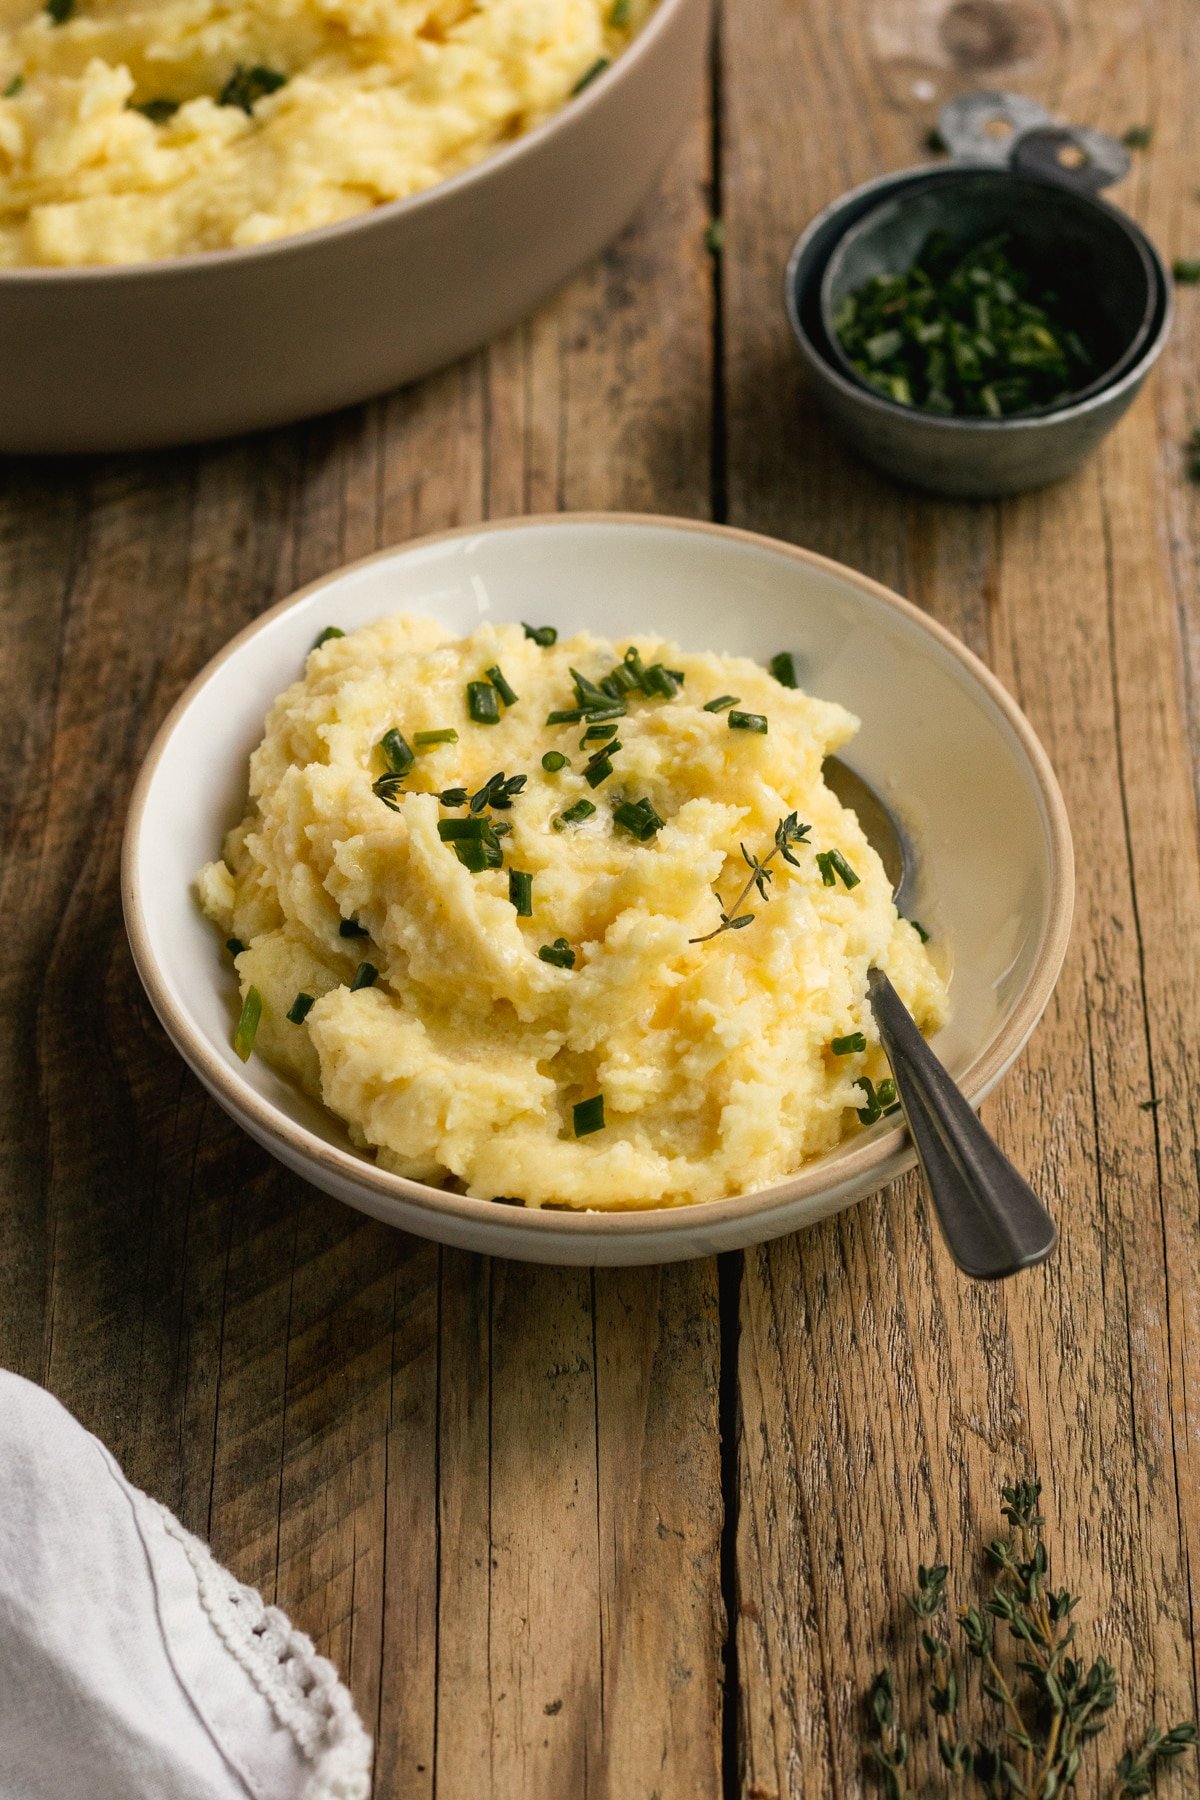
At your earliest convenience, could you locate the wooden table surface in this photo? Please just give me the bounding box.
[3,1,1199,1795]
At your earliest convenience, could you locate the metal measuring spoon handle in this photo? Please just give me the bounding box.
[866,968,1057,1280]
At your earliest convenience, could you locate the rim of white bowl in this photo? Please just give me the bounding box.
[0,0,695,287]
[122,514,1076,1243]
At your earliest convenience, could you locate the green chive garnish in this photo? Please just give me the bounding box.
[132,97,179,123]
[379,728,414,775]
[218,63,287,113]
[350,962,378,991]
[816,849,860,889]
[45,0,74,22]
[580,723,619,744]
[523,623,558,646]
[573,1094,606,1136]
[831,1032,866,1055]
[547,708,586,725]
[539,938,576,969]
[571,57,609,95]
[855,1077,882,1124]
[609,0,631,23]
[486,665,518,707]
[584,757,614,789]
[3,75,25,97]
[542,751,569,772]
[1174,260,1200,284]
[508,870,533,916]
[287,992,316,1024]
[1123,124,1152,149]
[769,652,798,687]
[413,728,458,747]
[728,711,768,734]
[467,680,501,724]
[612,797,664,840]
[553,799,597,830]
[233,986,263,1061]
[225,937,245,957]
[313,625,344,648]
[877,1077,899,1113]
[906,917,930,943]
[438,817,491,840]
[453,839,489,872]
[703,694,739,713]
[339,918,369,937]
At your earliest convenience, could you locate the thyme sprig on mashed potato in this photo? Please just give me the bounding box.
[197,614,946,1210]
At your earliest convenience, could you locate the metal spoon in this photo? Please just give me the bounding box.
[824,757,1057,1280]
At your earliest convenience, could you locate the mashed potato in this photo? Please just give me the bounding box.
[0,0,650,267]
[197,614,948,1209]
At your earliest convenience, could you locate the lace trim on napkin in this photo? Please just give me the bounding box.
[156,1506,372,1800]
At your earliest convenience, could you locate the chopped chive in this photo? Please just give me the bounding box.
[570,667,612,709]
[641,663,680,698]
[453,838,489,872]
[4,75,25,97]
[1122,124,1152,149]
[350,962,379,991]
[413,728,459,747]
[486,664,518,707]
[233,986,263,1061]
[313,626,344,648]
[816,848,860,890]
[613,797,664,840]
[584,756,614,789]
[668,669,686,685]
[609,0,631,23]
[439,786,469,807]
[287,992,316,1024]
[542,751,569,772]
[218,62,287,113]
[379,728,414,775]
[876,1077,898,1111]
[855,1077,882,1124]
[508,870,533,916]
[769,652,798,688]
[45,0,74,22]
[467,680,501,724]
[225,937,245,958]
[438,817,491,840]
[553,799,597,830]
[547,707,586,724]
[523,622,558,645]
[831,1032,867,1055]
[728,711,768,734]
[580,723,619,745]
[339,918,369,937]
[1174,260,1200,284]
[906,916,930,943]
[703,694,739,713]
[539,938,577,969]
[572,56,609,95]
[705,219,724,255]
[131,97,179,123]
[573,1094,606,1136]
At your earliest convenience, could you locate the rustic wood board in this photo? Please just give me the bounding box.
[0,0,1197,1795]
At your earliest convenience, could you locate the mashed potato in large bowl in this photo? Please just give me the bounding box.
[197,614,947,1210]
[0,0,651,267]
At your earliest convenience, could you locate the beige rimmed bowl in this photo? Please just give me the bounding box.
[122,514,1074,1266]
[0,0,710,455]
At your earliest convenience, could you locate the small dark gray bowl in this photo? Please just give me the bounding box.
[785,165,1172,498]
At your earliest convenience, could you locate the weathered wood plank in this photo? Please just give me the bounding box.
[721,0,1200,1793]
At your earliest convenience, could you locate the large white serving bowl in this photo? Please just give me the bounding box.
[0,0,710,455]
[123,515,1073,1266]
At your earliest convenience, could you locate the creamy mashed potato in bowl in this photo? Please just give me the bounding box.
[123,516,1073,1264]
[0,0,654,266]
[196,614,948,1209]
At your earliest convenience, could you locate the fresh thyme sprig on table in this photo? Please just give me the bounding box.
[867,1479,1197,1800]
[689,813,812,943]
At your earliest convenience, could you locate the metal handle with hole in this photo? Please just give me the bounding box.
[935,89,1131,193]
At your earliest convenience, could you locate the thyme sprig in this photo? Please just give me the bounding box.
[867,1479,1197,1800]
[690,813,812,944]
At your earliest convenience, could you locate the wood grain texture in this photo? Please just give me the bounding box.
[0,0,1198,1795]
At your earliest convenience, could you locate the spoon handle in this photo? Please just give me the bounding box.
[866,968,1057,1280]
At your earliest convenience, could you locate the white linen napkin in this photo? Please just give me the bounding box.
[0,1371,372,1800]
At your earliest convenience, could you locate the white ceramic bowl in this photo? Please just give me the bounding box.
[123,515,1073,1265]
[0,0,710,455]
